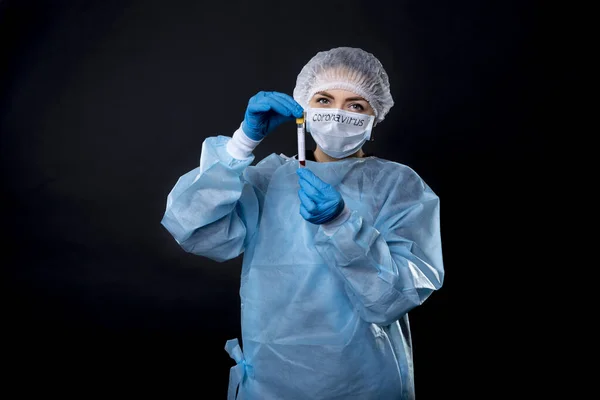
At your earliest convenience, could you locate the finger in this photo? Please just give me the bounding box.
[271,92,304,118]
[298,176,322,199]
[299,204,313,221]
[249,92,293,117]
[297,169,333,195]
[304,174,330,193]
[263,93,298,118]
[269,112,296,128]
[298,190,316,213]
[247,100,272,114]
[296,168,325,186]
[320,199,340,214]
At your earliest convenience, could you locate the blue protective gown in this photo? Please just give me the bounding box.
[161,135,444,400]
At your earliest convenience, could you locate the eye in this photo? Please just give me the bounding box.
[316,97,330,105]
[349,103,365,111]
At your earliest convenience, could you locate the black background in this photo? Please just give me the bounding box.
[1,0,542,398]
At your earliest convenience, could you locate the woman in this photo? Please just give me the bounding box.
[161,47,444,400]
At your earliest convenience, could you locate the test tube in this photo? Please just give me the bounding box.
[296,116,305,167]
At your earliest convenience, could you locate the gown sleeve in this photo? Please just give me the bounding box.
[160,135,260,262]
[314,167,444,325]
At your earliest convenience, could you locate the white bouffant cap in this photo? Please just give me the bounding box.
[293,47,394,124]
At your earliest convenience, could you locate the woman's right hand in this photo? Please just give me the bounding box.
[242,91,304,141]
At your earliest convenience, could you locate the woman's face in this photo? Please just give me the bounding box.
[308,89,375,117]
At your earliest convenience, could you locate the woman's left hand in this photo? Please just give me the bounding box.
[296,168,345,225]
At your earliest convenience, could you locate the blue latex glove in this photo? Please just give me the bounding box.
[297,168,345,225]
[242,91,304,141]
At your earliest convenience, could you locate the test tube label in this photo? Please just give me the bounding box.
[297,127,305,161]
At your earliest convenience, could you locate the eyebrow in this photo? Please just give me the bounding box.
[316,91,367,102]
